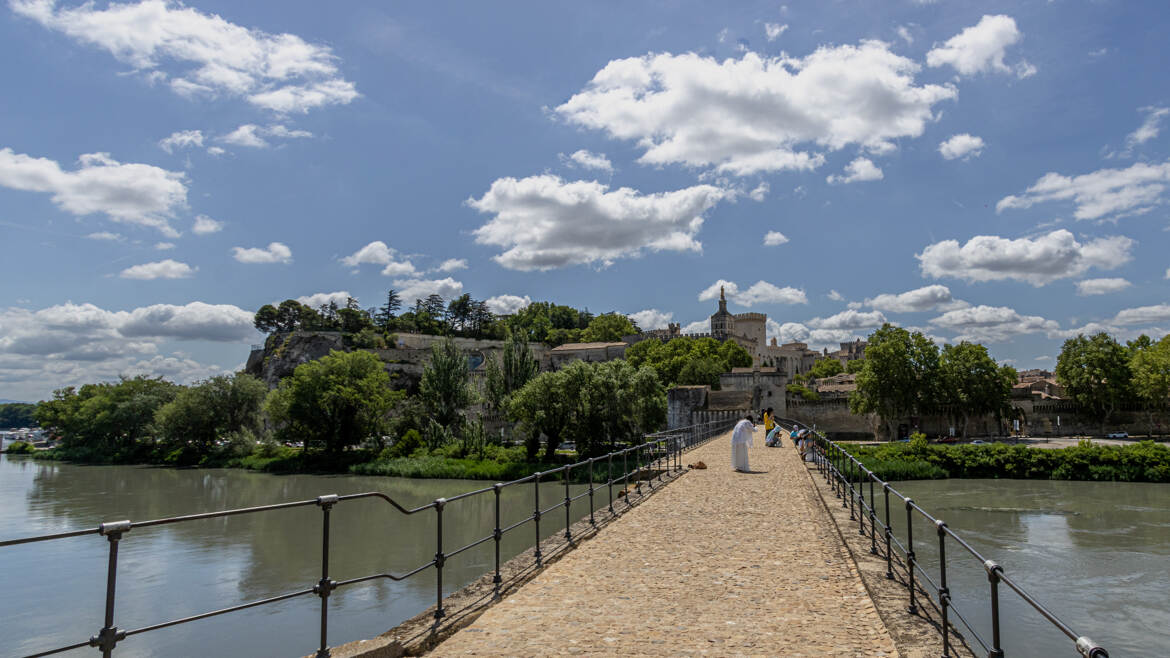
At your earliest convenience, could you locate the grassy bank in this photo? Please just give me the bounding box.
[30,442,648,483]
[839,439,1170,483]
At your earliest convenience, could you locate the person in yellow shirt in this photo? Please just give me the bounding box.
[764,407,774,437]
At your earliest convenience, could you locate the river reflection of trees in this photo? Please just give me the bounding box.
[11,459,592,656]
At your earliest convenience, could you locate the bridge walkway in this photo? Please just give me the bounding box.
[431,428,898,656]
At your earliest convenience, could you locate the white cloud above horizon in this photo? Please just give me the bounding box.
[555,41,956,176]
[918,230,1134,286]
[926,15,1032,78]
[997,160,1170,222]
[698,279,807,307]
[232,242,292,264]
[0,147,187,236]
[939,134,985,160]
[119,259,196,279]
[827,157,883,184]
[468,175,729,271]
[12,0,359,113]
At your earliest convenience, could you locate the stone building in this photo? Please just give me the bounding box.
[824,339,866,366]
[548,341,628,370]
[719,366,787,415]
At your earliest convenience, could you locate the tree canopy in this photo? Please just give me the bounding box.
[35,376,180,455]
[0,402,36,429]
[937,342,1016,436]
[1128,334,1170,436]
[625,336,752,388]
[850,324,942,439]
[1055,332,1133,431]
[154,373,268,460]
[265,350,401,454]
[509,360,666,459]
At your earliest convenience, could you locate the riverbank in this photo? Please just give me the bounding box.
[841,439,1170,482]
[25,442,638,483]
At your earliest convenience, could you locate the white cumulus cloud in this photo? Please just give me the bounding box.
[918,229,1134,286]
[192,215,223,234]
[1112,304,1170,326]
[1126,106,1170,150]
[219,123,312,148]
[158,129,203,153]
[119,259,196,279]
[295,291,352,309]
[12,0,359,113]
[0,148,187,236]
[997,160,1170,222]
[865,285,964,313]
[698,279,807,307]
[809,309,887,330]
[1075,278,1131,296]
[232,242,292,264]
[339,240,416,277]
[434,258,468,273]
[484,294,531,316]
[827,157,883,184]
[555,43,956,176]
[929,305,1060,343]
[394,277,463,304]
[939,134,985,160]
[763,231,789,246]
[629,309,673,331]
[749,182,770,202]
[559,150,613,173]
[764,23,787,41]
[926,14,1030,77]
[468,175,730,271]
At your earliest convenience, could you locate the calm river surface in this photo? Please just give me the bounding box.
[0,454,592,657]
[892,479,1170,657]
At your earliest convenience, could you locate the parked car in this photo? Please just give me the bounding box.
[970,439,987,445]
[1106,431,1128,439]
[937,436,960,444]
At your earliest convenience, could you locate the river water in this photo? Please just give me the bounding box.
[0,454,593,657]
[891,479,1170,657]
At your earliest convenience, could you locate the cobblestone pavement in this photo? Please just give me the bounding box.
[431,430,899,656]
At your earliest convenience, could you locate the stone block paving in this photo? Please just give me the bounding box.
[430,430,899,656]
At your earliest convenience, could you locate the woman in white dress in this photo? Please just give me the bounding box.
[731,415,755,472]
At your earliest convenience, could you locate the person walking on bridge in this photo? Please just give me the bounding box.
[731,414,755,472]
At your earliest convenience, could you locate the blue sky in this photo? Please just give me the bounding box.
[1,0,1168,401]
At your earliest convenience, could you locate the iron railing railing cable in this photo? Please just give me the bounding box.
[774,417,1109,658]
[0,418,735,658]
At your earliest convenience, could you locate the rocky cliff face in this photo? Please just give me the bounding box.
[245,332,347,388]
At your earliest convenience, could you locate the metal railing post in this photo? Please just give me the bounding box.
[588,458,596,528]
[533,473,543,566]
[434,498,446,623]
[314,495,339,657]
[986,560,1005,658]
[869,475,878,554]
[492,484,503,597]
[937,520,951,658]
[851,456,861,517]
[883,484,893,579]
[906,498,918,615]
[91,521,131,657]
[607,454,614,515]
[623,449,631,508]
[564,465,573,543]
[857,464,866,536]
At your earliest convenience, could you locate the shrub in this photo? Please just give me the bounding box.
[5,440,35,454]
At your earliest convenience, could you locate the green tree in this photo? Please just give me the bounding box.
[509,369,566,460]
[581,313,637,343]
[938,342,1013,437]
[1130,335,1170,437]
[418,337,475,446]
[155,373,268,459]
[845,358,866,374]
[484,330,540,414]
[809,357,844,379]
[265,350,398,455]
[850,324,939,440]
[1055,333,1133,434]
[0,402,36,429]
[253,304,280,334]
[677,357,724,388]
[447,294,473,333]
[35,376,178,455]
[376,289,402,329]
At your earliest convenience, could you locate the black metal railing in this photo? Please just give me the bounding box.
[0,418,735,658]
[779,418,1109,658]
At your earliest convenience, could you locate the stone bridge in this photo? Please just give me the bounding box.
[336,429,958,657]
